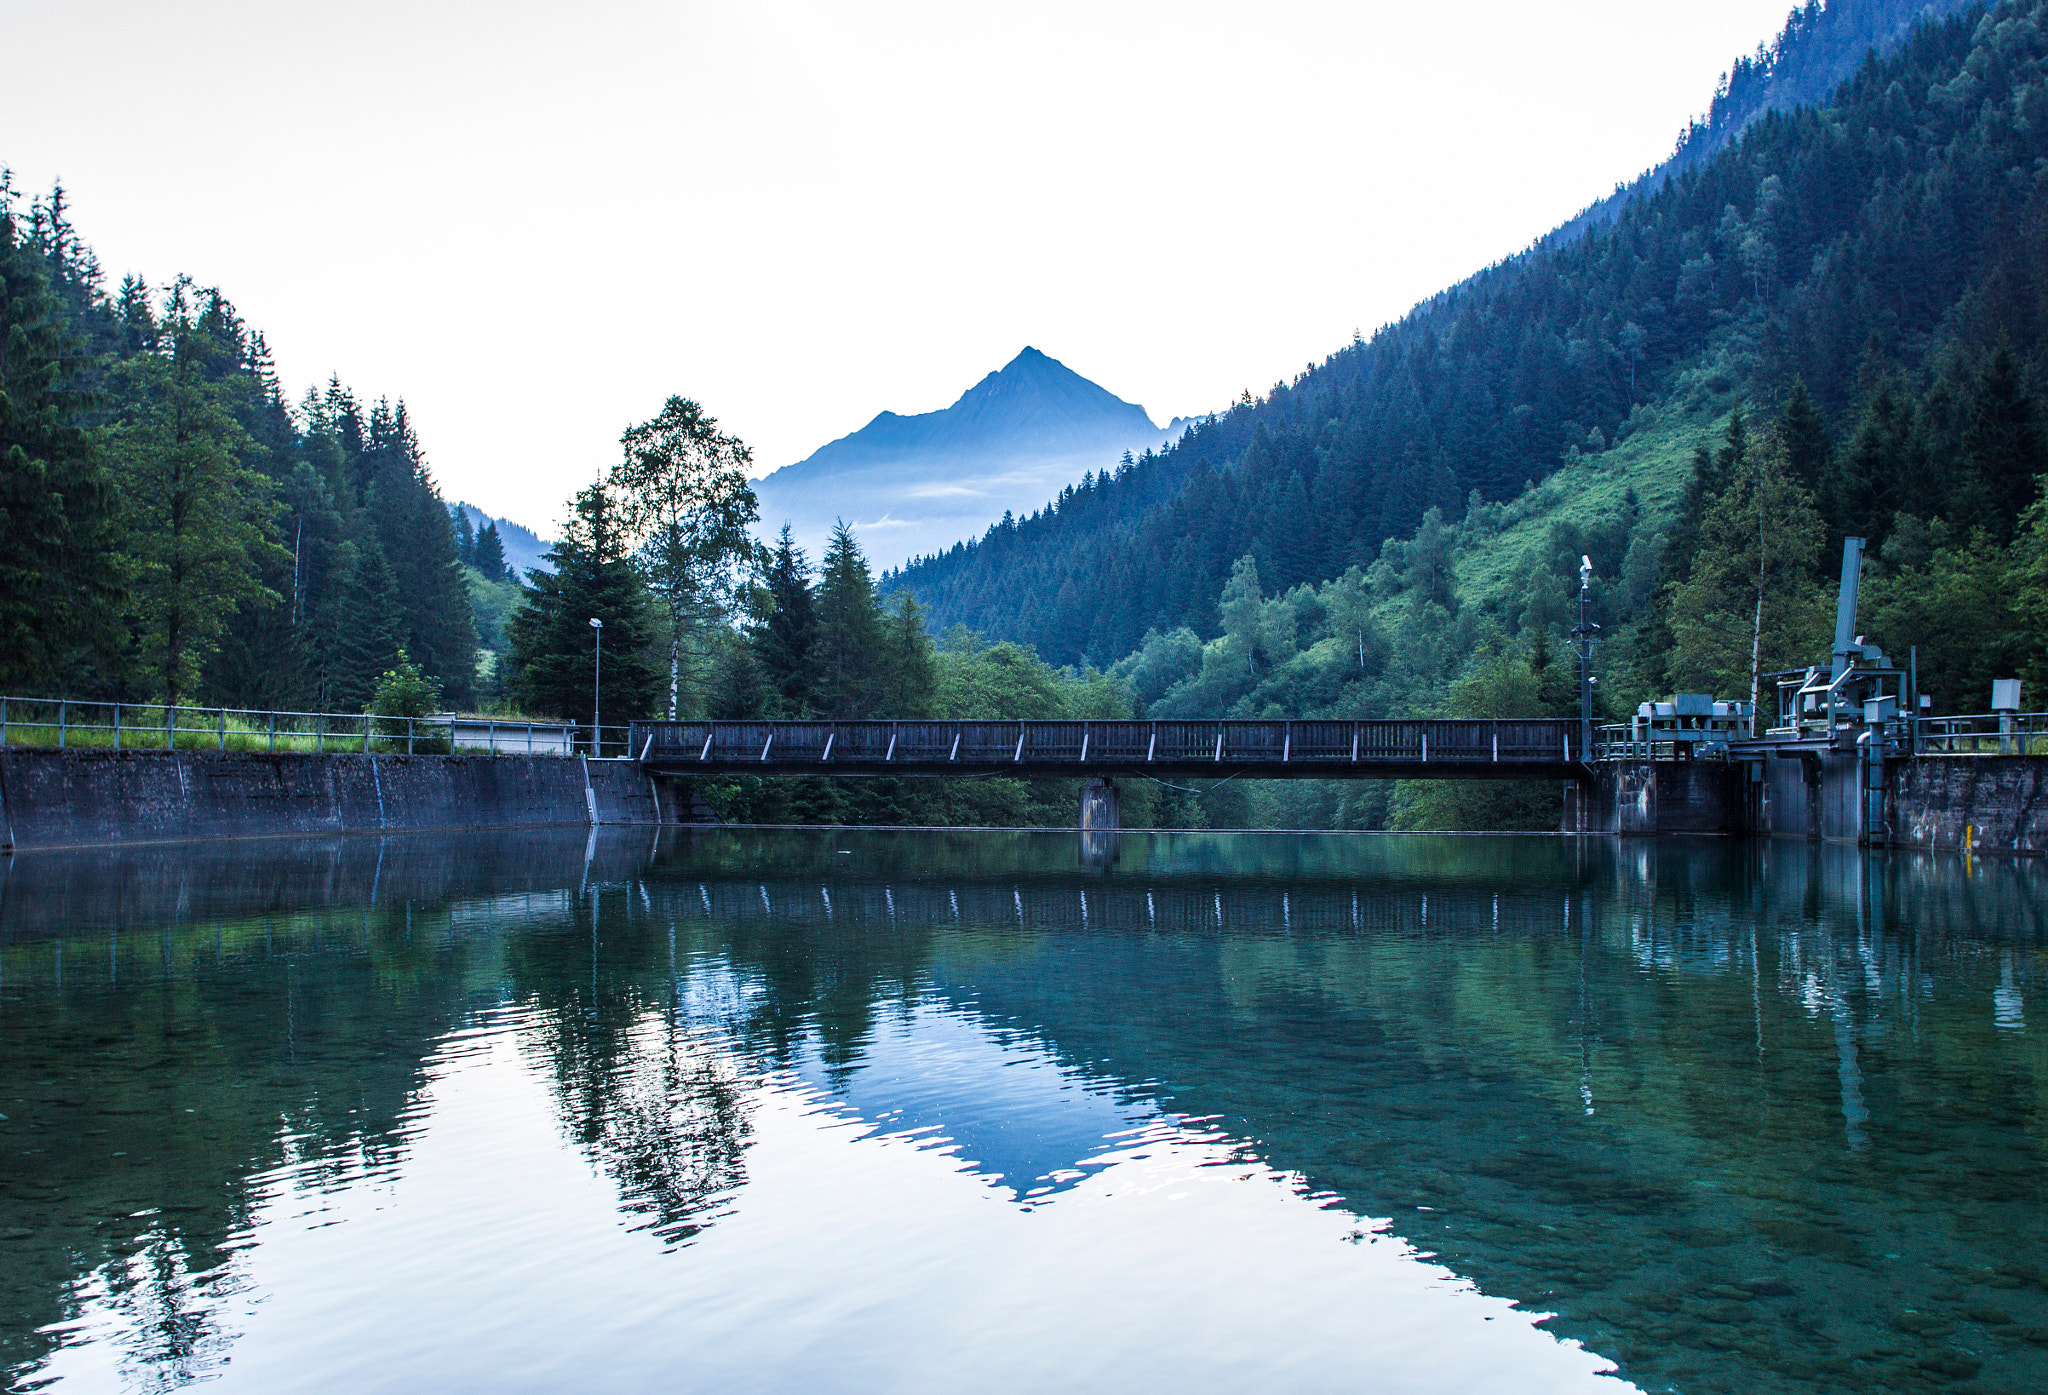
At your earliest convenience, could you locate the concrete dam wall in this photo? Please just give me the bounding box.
[0,749,704,851]
[1579,754,2048,855]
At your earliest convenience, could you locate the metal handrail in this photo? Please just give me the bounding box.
[631,717,1588,770]
[0,697,626,758]
[1914,711,2048,756]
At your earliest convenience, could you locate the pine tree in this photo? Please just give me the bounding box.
[317,538,405,709]
[752,525,820,716]
[1827,385,1916,546]
[363,402,477,705]
[1954,348,2045,542]
[0,175,125,693]
[878,593,936,717]
[1779,378,1831,494]
[109,280,287,707]
[815,521,884,718]
[474,520,509,582]
[506,483,659,726]
[454,507,476,566]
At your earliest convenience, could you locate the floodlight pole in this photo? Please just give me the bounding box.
[590,618,604,757]
[1570,556,1600,760]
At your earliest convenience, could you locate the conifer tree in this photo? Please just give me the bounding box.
[1779,379,1831,493]
[474,520,509,582]
[879,593,936,717]
[364,403,477,706]
[317,539,405,709]
[1954,349,2045,542]
[108,280,286,707]
[454,507,476,566]
[1827,385,1916,547]
[753,525,820,716]
[506,483,659,726]
[0,175,124,693]
[815,521,884,718]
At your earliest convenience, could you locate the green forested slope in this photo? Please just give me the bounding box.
[888,0,2048,689]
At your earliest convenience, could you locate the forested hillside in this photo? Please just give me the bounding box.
[1553,0,1977,243]
[1,181,481,710]
[888,0,2048,678]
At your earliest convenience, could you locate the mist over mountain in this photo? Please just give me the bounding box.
[751,347,1185,569]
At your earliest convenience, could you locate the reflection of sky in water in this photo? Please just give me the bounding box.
[787,1003,1152,1201]
[25,997,1630,1395]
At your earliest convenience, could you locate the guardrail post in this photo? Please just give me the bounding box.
[269,711,276,752]
[407,717,415,755]
[57,701,65,750]
[1,697,7,747]
[219,708,227,751]
[363,716,371,753]
[113,703,121,751]
[165,704,174,750]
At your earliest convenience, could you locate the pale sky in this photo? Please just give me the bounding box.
[2,0,1795,536]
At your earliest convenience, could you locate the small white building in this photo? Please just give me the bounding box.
[431,715,579,755]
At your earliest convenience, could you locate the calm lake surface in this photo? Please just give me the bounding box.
[2,829,2045,1394]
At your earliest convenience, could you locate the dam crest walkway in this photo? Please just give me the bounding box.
[630,719,1587,781]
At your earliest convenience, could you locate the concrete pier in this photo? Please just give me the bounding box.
[1080,777,1120,832]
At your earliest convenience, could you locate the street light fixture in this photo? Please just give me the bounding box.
[1569,556,1600,760]
[589,618,603,757]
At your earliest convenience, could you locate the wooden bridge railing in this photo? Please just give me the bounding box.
[630,718,1587,776]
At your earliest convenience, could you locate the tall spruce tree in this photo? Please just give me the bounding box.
[0,175,124,692]
[753,525,820,716]
[506,483,659,727]
[363,402,476,706]
[1954,349,2045,543]
[815,521,884,718]
[108,280,286,707]
[474,520,508,582]
[1779,379,1832,494]
[317,538,405,709]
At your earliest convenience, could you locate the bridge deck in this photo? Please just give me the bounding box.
[631,719,1589,780]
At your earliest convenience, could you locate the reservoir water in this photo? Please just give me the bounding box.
[2,828,2045,1394]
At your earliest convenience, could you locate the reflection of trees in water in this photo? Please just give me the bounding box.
[506,892,755,1248]
[88,1228,251,1395]
[581,1014,751,1247]
[0,901,497,1387]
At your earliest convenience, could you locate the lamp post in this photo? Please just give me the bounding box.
[589,617,603,757]
[1569,555,1600,760]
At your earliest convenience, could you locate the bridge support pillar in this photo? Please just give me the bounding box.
[1080,777,1120,832]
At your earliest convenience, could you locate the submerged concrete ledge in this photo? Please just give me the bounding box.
[0,748,689,851]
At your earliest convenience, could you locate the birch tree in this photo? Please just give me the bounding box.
[610,397,759,719]
[1667,432,1828,702]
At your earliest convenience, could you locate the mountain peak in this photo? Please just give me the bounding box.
[751,348,1177,568]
